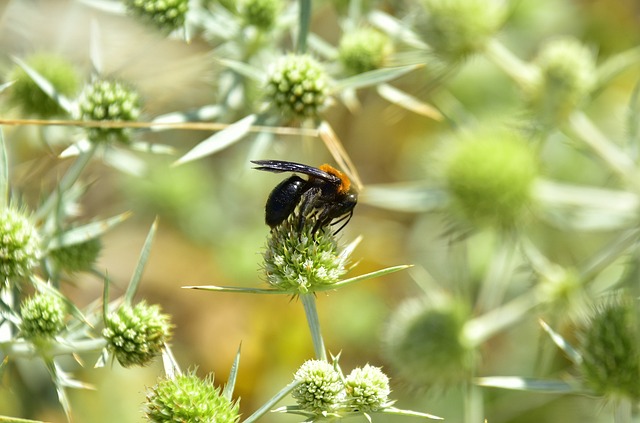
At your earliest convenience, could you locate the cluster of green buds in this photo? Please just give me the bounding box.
[7,53,80,118]
[240,0,282,30]
[49,238,102,274]
[527,36,596,124]
[444,127,538,229]
[338,27,392,75]
[265,54,330,120]
[0,208,41,286]
[20,292,67,340]
[124,0,189,33]
[383,298,473,388]
[579,295,640,401]
[78,79,141,144]
[421,0,505,61]
[102,301,172,368]
[144,371,240,423]
[292,359,391,415]
[262,213,348,294]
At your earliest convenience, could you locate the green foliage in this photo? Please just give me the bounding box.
[338,27,392,75]
[579,296,640,401]
[125,0,189,33]
[292,359,346,414]
[421,0,506,60]
[103,301,172,368]
[344,364,391,412]
[383,298,473,388]
[265,54,330,120]
[144,371,240,423]
[240,0,281,30]
[78,79,141,144]
[20,293,67,339]
[49,237,102,274]
[262,213,347,293]
[445,129,537,228]
[6,53,80,117]
[0,208,41,285]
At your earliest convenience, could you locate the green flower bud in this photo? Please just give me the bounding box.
[383,298,472,388]
[0,208,41,286]
[265,54,330,120]
[292,359,346,414]
[421,0,505,61]
[528,37,595,123]
[144,371,240,423]
[7,53,80,118]
[579,295,640,400]
[263,213,348,294]
[78,79,141,144]
[538,266,582,306]
[338,27,392,75]
[445,128,537,228]
[20,293,66,339]
[49,238,102,274]
[124,0,189,33]
[103,301,172,368]
[241,0,281,30]
[344,364,391,412]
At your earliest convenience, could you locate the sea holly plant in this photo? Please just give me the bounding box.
[142,344,242,423]
[0,123,169,420]
[172,50,420,166]
[9,46,175,177]
[184,172,439,421]
[476,293,640,422]
[257,357,442,422]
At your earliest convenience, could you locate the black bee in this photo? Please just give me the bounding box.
[252,160,358,234]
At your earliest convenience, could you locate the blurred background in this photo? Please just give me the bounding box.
[1,0,640,421]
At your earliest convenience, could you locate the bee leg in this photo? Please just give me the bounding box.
[298,187,322,235]
[330,210,353,234]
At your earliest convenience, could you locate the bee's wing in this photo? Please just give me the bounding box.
[251,160,340,184]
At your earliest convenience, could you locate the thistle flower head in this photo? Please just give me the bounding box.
[262,213,348,294]
[421,0,505,61]
[0,208,41,286]
[265,54,330,120]
[292,359,346,414]
[383,298,472,388]
[528,36,595,123]
[344,364,391,412]
[49,238,102,274]
[102,301,172,368]
[78,79,141,144]
[20,293,67,340]
[241,0,281,30]
[144,371,240,423]
[124,0,189,33]
[7,53,80,118]
[338,27,392,75]
[444,128,537,228]
[579,295,640,401]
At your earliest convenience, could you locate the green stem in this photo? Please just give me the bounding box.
[300,293,327,361]
[567,111,640,192]
[0,338,106,358]
[463,378,483,423]
[35,142,99,221]
[297,0,312,54]
[483,38,539,91]
[614,398,632,423]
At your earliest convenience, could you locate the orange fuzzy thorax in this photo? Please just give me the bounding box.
[319,164,351,193]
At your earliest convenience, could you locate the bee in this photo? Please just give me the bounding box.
[252,160,358,234]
